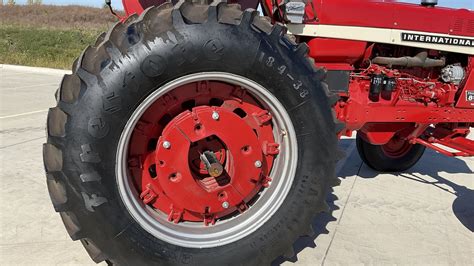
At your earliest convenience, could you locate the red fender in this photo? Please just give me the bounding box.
[122,0,165,16]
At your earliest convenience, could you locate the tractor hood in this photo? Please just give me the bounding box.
[307,0,474,38]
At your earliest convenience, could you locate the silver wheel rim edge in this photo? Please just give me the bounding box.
[116,72,298,248]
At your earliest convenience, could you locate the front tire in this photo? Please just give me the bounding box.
[44,1,340,264]
[356,132,425,172]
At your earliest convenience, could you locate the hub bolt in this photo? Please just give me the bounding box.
[162,141,171,149]
[212,111,220,120]
[222,201,229,209]
[255,160,262,168]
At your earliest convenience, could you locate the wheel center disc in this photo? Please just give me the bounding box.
[152,106,266,224]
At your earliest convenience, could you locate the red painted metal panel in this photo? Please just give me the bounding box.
[307,0,474,37]
[307,38,367,65]
[122,0,151,15]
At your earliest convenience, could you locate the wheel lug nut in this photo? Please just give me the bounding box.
[162,141,171,149]
[212,111,220,120]
[255,160,262,168]
[222,201,229,209]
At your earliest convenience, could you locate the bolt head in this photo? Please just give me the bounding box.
[222,201,229,209]
[254,160,262,168]
[212,111,220,120]
[162,141,171,149]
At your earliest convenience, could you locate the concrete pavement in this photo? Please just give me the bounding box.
[0,65,96,265]
[0,65,473,265]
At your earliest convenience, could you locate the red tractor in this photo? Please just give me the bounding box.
[43,0,474,264]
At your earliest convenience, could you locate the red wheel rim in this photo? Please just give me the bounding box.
[381,136,413,158]
[116,72,298,248]
[127,79,279,225]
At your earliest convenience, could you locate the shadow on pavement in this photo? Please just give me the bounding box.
[398,168,473,232]
[273,139,473,265]
[358,148,473,233]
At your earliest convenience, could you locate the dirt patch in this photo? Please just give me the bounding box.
[0,4,121,30]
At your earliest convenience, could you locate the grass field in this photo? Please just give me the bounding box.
[0,5,120,69]
[0,25,103,69]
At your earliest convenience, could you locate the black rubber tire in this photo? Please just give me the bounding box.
[44,1,342,265]
[356,132,426,172]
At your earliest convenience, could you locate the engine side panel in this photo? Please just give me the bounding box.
[308,0,474,37]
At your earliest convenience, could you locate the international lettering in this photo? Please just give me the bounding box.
[401,33,473,47]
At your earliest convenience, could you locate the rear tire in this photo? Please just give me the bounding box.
[356,132,425,172]
[44,1,341,264]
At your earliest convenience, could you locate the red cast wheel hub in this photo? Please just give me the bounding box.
[127,81,280,225]
[381,135,412,158]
